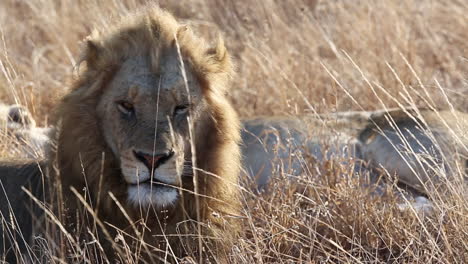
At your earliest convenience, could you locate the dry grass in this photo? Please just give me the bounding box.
[0,0,467,263]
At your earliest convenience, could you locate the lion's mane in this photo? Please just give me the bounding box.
[52,6,241,261]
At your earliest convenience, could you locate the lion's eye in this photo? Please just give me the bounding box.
[117,101,135,115]
[174,104,189,116]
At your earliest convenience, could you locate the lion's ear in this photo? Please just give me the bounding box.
[73,31,108,98]
[204,37,234,94]
[168,25,191,48]
[176,25,190,40]
[79,31,103,70]
[209,37,233,74]
[209,37,228,64]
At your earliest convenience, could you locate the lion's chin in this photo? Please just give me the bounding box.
[127,184,179,208]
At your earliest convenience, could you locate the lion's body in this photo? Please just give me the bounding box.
[0,160,45,263]
[242,108,468,193]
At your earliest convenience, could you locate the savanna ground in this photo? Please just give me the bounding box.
[0,0,467,263]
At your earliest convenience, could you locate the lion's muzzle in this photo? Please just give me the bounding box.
[122,148,181,208]
[133,150,174,172]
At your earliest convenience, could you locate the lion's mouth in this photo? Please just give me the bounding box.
[133,178,177,189]
[126,177,180,208]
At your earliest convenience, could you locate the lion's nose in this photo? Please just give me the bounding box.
[133,150,174,171]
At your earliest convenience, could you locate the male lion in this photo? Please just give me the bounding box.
[0,7,241,263]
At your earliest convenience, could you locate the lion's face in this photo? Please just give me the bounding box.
[96,53,204,208]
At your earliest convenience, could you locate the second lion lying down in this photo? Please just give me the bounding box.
[242,108,468,193]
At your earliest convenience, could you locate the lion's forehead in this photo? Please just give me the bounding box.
[111,56,200,100]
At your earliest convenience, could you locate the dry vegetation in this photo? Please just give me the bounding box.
[0,0,467,263]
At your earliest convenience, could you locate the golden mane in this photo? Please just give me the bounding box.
[51,6,241,261]
[77,6,234,97]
